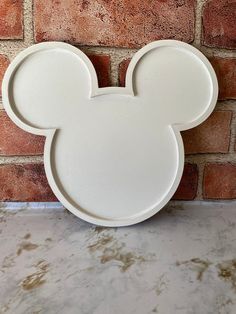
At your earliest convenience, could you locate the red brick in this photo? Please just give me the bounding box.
[0,0,23,39]
[34,0,196,48]
[203,163,236,199]
[88,54,111,87]
[202,0,236,49]
[0,164,57,201]
[119,58,131,87]
[0,55,10,96]
[0,111,45,156]
[182,111,232,154]
[173,163,198,200]
[210,57,236,100]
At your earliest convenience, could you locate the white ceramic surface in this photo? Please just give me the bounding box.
[2,40,218,226]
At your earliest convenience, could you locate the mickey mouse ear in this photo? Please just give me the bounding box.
[2,42,97,135]
[126,40,218,131]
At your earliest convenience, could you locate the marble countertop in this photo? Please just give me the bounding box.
[1,201,236,314]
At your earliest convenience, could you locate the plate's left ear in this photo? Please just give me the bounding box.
[2,42,98,134]
[125,40,218,131]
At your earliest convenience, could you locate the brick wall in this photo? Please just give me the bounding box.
[0,0,235,202]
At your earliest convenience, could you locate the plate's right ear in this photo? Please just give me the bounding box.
[125,40,218,131]
[2,42,98,134]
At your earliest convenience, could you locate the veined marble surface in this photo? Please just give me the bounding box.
[1,201,236,314]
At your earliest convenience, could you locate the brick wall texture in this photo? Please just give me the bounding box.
[0,0,235,202]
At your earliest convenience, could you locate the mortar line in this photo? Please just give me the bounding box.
[196,161,205,200]
[192,0,206,49]
[0,156,44,165]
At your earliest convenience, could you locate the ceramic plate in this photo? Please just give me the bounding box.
[2,40,218,226]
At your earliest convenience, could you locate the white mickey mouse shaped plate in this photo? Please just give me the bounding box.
[2,40,218,226]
